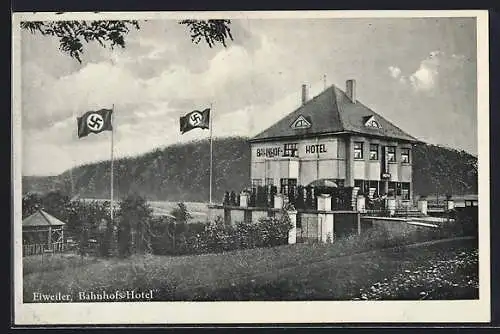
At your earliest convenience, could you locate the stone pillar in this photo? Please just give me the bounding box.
[287,210,297,244]
[317,194,332,211]
[317,194,333,243]
[321,214,334,243]
[446,199,455,211]
[239,192,249,208]
[352,187,360,211]
[386,197,396,216]
[274,194,284,209]
[417,198,428,215]
[356,195,366,213]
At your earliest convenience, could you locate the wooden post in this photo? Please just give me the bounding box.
[48,226,52,250]
[357,212,361,235]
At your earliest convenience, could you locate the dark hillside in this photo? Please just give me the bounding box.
[22,137,477,201]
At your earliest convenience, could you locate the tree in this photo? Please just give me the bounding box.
[22,192,42,218]
[21,19,233,63]
[116,193,153,257]
[40,190,71,220]
[170,202,192,224]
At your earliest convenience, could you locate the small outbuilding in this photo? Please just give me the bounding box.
[22,209,66,256]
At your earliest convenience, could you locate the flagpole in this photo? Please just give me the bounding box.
[70,109,77,198]
[209,103,213,205]
[69,161,74,196]
[110,104,115,223]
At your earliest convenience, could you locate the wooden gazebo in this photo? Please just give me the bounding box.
[22,209,66,256]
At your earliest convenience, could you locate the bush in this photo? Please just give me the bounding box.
[157,211,293,256]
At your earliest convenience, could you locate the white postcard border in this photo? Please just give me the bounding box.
[12,10,490,325]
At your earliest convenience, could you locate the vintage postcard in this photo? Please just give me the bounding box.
[12,10,490,325]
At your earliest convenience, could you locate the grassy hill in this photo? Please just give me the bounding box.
[22,136,477,201]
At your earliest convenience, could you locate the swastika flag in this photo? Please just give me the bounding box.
[180,108,210,134]
[77,109,113,138]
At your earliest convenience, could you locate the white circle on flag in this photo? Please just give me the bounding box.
[87,113,104,131]
[188,112,203,127]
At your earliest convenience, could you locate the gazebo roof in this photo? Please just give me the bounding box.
[22,209,66,227]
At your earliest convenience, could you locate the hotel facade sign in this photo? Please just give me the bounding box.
[255,142,328,158]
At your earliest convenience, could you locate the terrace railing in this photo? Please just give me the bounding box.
[223,185,354,211]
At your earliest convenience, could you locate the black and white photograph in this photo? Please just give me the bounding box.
[12,10,490,325]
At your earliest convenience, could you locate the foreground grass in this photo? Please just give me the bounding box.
[23,253,99,276]
[355,247,478,300]
[23,228,478,302]
[185,238,477,301]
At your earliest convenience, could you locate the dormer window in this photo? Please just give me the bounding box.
[364,115,382,129]
[291,115,312,129]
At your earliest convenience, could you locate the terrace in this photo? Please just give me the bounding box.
[211,184,467,244]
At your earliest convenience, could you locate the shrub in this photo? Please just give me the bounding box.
[169,211,294,256]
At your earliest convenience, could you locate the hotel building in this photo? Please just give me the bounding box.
[248,80,419,202]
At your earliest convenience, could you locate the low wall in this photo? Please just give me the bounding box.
[229,209,245,225]
[361,216,437,238]
[211,205,364,244]
[210,205,283,226]
[334,212,359,238]
[252,210,269,223]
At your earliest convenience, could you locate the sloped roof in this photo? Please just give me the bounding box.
[22,210,66,227]
[250,84,418,143]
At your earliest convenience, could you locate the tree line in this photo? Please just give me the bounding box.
[22,190,292,258]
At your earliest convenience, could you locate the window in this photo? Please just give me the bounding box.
[265,178,274,186]
[369,144,379,160]
[367,119,381,128]
[402,182,410,200]
[283,143,298,157]
[251,179,262,187]
[280,178,297,194]
[354,142,364,159]
[354,180,370,195]
[368,180,378,197]
[388,181,396,196]
[401,148,410,164]
[386,146,396,162]
[396,182,402,196]
[364,116,382,129]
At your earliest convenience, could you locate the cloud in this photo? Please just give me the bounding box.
[20,19,478,175]
[388,66,401,79]
[389,51,467,93]
[408,51,443,91]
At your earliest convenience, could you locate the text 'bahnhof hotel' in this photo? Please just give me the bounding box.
[248,80,419,202]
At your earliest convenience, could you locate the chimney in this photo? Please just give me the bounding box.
[346,79,356,103]
[301,84,308,105]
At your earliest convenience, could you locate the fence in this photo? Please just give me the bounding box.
[23,241,66,257]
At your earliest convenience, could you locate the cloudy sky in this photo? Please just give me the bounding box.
[20,16,478,176]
